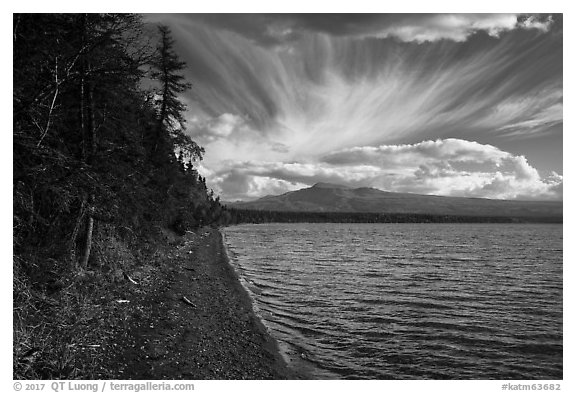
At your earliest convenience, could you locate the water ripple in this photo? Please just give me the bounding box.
[224,223,563,379]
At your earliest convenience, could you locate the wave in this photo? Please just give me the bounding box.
[222,223,563,379]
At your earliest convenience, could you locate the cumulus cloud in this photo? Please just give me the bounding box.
[369,14,520,43]
[322,139,510,167]
[205,159,381,201]
[321,139,562,200]
[188,113,249,143]
[206,139,562,202]
[213,169,308,201]
[517,15,554,32]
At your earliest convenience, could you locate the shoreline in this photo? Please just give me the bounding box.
[217,229,304,379]
[220,228,318,379]
[104,227,302,379]
[218,230,284,361]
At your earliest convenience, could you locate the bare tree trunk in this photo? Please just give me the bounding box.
[80,203,94,270]
[80,76,97,270]
[87,78,97,158]
[13,14,21,42]
[69,196,86,268]
[77,13,96,271]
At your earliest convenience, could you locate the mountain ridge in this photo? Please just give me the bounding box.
[226,183,562,219]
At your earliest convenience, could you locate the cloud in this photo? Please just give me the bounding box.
[144,14,562,202]
[206,139,562,202]
[206,160,380,200]
[217,170,252,197]
[320,139,562,200]
[178,19,560,156]
[213,168,308,201]
[367,14,519,43]
[154,12,561,163]
[173,14,557,45]
[482,88,563,136]
[517,15,554,32]
[188,113,250,143]
[321,139,510,167]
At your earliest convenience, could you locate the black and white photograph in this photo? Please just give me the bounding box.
[11,6,567,390]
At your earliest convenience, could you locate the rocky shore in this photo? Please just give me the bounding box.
[104,227,298,379]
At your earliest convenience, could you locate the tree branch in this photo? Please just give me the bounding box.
[36,57,60,148]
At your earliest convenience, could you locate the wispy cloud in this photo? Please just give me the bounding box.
[146,14,562,201]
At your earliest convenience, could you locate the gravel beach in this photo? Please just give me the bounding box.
[106,227,298,379]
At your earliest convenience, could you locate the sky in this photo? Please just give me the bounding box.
[145,13,563,201]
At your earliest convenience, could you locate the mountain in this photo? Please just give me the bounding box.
[226,183,562,220]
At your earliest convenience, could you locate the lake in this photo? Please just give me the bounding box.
[222,223,563,379]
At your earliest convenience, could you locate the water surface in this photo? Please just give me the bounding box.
[223,223,563,379]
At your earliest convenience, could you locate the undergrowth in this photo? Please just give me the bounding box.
[13,224,173,379]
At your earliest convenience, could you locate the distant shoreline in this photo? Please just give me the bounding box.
[225,208,562,225]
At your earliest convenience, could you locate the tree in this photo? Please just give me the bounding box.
[14,14,231,378]
[14,13,225,273]
[177,150,185,172]
[73,14,151,269]
[150,25,204,163]
[13,14,155,268]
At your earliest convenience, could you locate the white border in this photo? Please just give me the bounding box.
[4,3,572,392]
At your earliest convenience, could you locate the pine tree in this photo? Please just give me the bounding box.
[151,25,204,163]
[177,150,185,172]
[185,159,194,173]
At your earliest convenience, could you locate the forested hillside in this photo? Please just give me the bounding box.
[13,14,229,378]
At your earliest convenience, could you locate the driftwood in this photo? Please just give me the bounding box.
[123,271,139,285]
[79,344,101,348]
[181,296,196,307]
